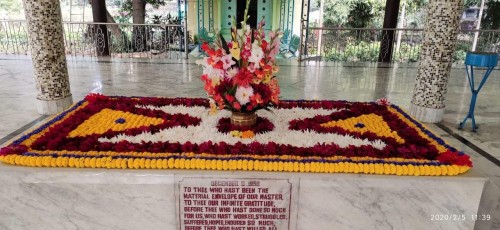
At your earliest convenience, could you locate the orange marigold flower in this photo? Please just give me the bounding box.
[241,130,255,139]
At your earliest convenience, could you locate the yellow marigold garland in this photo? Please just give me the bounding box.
[0,154,470,176]
[388,106,448,153]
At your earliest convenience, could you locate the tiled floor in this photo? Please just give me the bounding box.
[0,54,499,229]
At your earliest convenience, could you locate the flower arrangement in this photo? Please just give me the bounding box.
[0,94,473,176]
[196,0,281,113]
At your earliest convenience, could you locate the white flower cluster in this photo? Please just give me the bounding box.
[99,105,387,150]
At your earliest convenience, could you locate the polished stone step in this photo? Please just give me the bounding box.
[0,165,486,230]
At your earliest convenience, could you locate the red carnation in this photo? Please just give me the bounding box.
[0,145,28,156]
[233,69,253,87]
[85,93,108,103]
[437,150,473,167]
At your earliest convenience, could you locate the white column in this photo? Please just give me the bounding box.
[410,0,462,123]
[23,0,73,114]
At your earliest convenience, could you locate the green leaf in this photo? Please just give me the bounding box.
[219,34,230,54]
[228,86,237,95]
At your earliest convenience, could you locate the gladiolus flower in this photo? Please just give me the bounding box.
[249,41,264,68]
[221,54,235,70]
[225,67,239,79]
[230,42,241,60]
[225,94,235,103]
[233,101,241,110]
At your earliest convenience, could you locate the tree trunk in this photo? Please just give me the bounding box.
[106,9,132,52]
[132,0,147,51]
[90,0,110,56]
[133,0,146,24]
[106,10,121,38]
[378,0,400,63]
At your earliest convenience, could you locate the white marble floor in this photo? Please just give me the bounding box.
[0,54,499,229]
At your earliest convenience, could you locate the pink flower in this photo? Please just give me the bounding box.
[247,63,256,73]
[241,48,251,61]
[267,31,281,60]
[225,67,239,79]
[221,54,235,70]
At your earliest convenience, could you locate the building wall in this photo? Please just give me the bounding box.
[187,0,197,38]
[293,0,301,37]
[187,0,301,38]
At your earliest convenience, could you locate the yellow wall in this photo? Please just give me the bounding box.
[272,0,280,31]
[187,0,221,36]
[187,0,197,37]
[293,0,301,37]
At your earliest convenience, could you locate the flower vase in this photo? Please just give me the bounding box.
[230,111,257,127]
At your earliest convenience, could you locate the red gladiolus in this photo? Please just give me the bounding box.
[201,42,216,56]
[213,61,224,70]
[225,94,235,103]
[241,48,251,61]
[261,40,268,51]
[233,101,241,110]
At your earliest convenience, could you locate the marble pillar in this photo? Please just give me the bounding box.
[23,0,73,115]
[410,0,462,123]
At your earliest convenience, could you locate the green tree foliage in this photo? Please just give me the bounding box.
[111,0,168,23]
[0,0,22,12]
[317,0,432,28]
[316,0,386,27]
[482,1,500,29]
[346,2,376,28]
[0,0,23,19]
[402,0,428,28]
[463,0,482,7]
[317,0,352,26]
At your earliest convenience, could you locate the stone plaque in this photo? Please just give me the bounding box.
[178,178,292,230]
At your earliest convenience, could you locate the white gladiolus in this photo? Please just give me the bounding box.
[195,57,209,67]
[248,41,264,68]
[196,57,223,80]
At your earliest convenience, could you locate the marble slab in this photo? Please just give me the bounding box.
[0,164,486,230]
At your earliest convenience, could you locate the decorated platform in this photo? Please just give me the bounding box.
[0,94,472,176]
